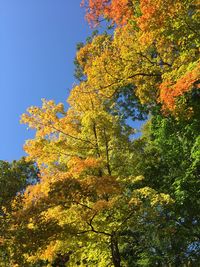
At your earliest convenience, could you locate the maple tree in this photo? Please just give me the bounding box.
[80,0,200,113]
[2,0,200,266]
[5,83,171,266]
[0,77,174,267]
[0,158,39,266]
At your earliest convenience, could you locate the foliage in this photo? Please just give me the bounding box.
[80,0,200,113]
[130,102,200,264]
[2,0,200,266]
[0,158,39,266]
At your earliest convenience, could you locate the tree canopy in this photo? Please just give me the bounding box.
[2,1,200,266]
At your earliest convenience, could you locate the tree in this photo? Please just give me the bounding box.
[7,85,173,266]
[4,1,200,265]
[129,95,200,264]
[0,158,39,266]
[80,0,200,114]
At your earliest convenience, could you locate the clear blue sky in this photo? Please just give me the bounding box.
[0,0,94,161]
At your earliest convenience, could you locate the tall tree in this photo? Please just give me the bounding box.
[7,86,173,266]
[80,0,200,114]
[5,1,200,266]
[0,158,39,266]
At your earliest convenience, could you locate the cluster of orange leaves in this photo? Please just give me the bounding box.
[81,0,183,29]
[137,0,183,31]
[81,0,134,26]
[160,63,200,111]
[67,157,101,175]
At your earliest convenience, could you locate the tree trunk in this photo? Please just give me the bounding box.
[111,233,121,267]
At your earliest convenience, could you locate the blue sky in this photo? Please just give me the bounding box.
[0,0,94,161]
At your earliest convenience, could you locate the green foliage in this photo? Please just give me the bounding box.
[0,158,39,266]
[0,158,38,210]
[130,98,200,264]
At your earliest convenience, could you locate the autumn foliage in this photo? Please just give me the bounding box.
[81,0,200,113]
[81,0,135,25]
[160,62,200,111]
[1,1,200,266]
